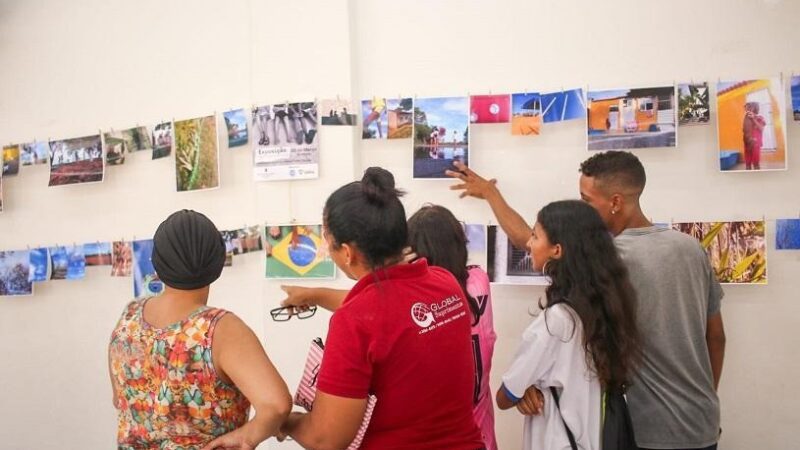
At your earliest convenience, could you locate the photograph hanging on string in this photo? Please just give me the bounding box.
[133,239,164,299]
[320,98,357,126]
[387,97,413,139]
[470,94,511,124]
[511,93,542,136]
[48,134,104,186]
[487,225,548,285]
[361,97,388,139]
[104,127,152,165]
[127,127,152,152]
[67,245,86,280]
[49,245,86,280]
[103,130,128,166]
[0,251,33,296]
[673,220,767,284]
[3,144,20,176]
[236,225,263,254]
[224,109,249,148]
[265,224,335,279]
[541,88,586,123]
[587,86,677,150]
[83,242,112,266]
[791,75,800,121]
[21,141,49,166]
[28,248,49,282]
[251,102,319,181]
[413,96,469,179]
[464,223,487,269]
[220,230,237,266]
[174,115,220,191]
[151,121,173,159]
[717,77,787,171]
[776,219,800,250]
[678,82,710,125]
[111,241,132,277]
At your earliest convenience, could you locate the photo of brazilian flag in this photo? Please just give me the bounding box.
[265,224,335,279]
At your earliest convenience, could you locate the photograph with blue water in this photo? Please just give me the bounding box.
[587,86,676,150]
[0,250,33,296]
[133,239,164,298]
[265,224,335,279]
[541,88,586,123]
[776,219,800,250]
[28,248,49,282]
[224,109,249,148]
[413,96,469,179]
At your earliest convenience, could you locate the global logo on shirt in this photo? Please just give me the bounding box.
[410,302,435,328]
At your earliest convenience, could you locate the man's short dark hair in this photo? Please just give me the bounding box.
[579,151,646,194]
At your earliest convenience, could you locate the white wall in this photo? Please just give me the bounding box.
[1,0,798,448]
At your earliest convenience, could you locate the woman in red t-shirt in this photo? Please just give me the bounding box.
[281,167,484,450]
[281,204,498,449]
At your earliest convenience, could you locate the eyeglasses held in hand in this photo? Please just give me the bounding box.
[270,305,317,322]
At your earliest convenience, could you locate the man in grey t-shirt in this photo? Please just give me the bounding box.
[578,152,725,450]
[447,151,726,450]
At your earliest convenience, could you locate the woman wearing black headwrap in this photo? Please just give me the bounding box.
[151,209,227,290]
[108,210,291,449]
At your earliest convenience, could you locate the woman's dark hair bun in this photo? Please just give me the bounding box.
[361,166,403,205]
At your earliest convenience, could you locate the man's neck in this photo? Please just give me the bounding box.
[613,209,652,236]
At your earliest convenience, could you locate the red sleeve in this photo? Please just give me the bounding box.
[317,308,373,399]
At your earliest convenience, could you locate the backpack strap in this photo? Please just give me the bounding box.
[550,386,578,450]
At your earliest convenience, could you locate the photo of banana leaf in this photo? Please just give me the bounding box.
[673,220,767,284]
[174,115,219,192]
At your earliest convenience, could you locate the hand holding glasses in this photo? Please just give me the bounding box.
[270,305,317,322]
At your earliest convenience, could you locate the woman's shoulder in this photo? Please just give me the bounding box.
[527,303,579,342]
[120,299,144,321]
[466,265,491,296]
[466,265,489,282]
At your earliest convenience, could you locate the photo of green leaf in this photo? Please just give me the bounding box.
[673,221,767,284]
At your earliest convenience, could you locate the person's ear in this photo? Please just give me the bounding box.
[340,242,354,266]
[551,243,563,260]
[610,193,624,215]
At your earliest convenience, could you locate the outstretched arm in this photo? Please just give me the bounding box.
[281,285,348,312]
[446,161,532,249]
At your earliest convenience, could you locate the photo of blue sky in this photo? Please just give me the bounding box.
[541,88,586,123]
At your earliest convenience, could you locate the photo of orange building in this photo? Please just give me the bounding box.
[717,78,787,171]
[587,86,676,150]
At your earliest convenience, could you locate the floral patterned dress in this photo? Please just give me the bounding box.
[109,300,250,449]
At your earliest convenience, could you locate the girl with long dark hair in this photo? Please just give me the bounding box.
[496,200,641,450]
